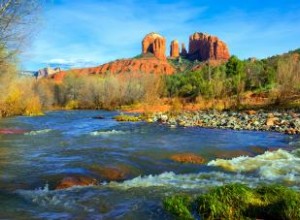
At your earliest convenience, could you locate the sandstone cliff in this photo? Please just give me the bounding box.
[170,40,180,58]
[51,31,231,81]
[142,32,166,60]
[188,32,230,61]
[52,57,176,81]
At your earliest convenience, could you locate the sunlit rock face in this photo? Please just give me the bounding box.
[188,32,230,61]
[51,58,176,82]
[170,40,180,58]
[142,32,166,60]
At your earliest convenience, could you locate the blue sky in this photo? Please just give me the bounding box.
[21,0,300,70]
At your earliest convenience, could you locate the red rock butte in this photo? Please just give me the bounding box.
[142,32,166,60]
[50,31,230,81]
[170,40,180,58]
[188,32,230,61]
[180,43,188,57]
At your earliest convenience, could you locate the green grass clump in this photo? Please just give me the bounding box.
[163,195,194,220]
[197,183,300,220]
[254,185,300,220]
[197,183,261,220]
[163,184,300,220]
[113,114,141,122]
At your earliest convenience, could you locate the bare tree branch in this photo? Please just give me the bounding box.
[0,0,14,16]
[0,0,42,66]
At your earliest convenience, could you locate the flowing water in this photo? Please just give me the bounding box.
[0,110,299,219]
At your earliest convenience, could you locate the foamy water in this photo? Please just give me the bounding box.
[17,184,82,210]
[90,129,127,136]
[24,129,52,136]
[108,171,264,190]
[106,149,300,190]
[208,149,300,183]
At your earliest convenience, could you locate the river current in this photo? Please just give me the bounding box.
[0,110,299,219]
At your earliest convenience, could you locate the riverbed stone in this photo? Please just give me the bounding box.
[170,153,205,164]
[0,128,28,134]
[56,176,98,190]
[266,117,279,126]
[90,165,132,181]
[150,109,300,135]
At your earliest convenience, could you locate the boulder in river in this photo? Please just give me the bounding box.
[90,165,131,181]
[56,176,97,190]
[170,153,205,164]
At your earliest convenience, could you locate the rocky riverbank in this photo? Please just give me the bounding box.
[149,110,300,134]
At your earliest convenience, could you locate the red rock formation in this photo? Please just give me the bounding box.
[170,40,180,58]
[142,33,166,60]
[188,32,230,61]
[90,165,131,181]
[56,176,97,190]
[52,57,176,82]
[180,43,188,57]
[50,32,231,82]
[170,153,205,164]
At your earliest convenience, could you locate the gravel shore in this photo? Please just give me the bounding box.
[150,110,300,134]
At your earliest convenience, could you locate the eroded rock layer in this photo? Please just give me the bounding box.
[170,40,180,58]
[188,32,230,61]
[142,32,166,60]
[52,58,176,81]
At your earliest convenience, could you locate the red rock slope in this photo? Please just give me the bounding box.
[52,57,176,81]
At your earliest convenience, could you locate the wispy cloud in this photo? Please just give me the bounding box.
[21,0,300,70]
[44,58,99,69]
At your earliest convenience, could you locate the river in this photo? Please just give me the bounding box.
[0,110,299,219]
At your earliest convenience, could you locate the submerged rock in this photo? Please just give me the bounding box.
[0,128,27,134]
[92,115,105,119]
[91,166,130,181]
[170,153,205,164]
[56,176,97,190]
[214,150,252,159]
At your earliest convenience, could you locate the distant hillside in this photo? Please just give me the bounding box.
[49,31,230,81]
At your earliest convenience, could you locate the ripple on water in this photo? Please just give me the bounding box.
[0,110,298,219]
[24,129,53,136]
[90,129,127,136]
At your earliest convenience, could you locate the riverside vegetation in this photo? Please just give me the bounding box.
[1,49,300,118]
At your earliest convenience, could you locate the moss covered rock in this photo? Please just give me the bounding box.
[114,114,141,122]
